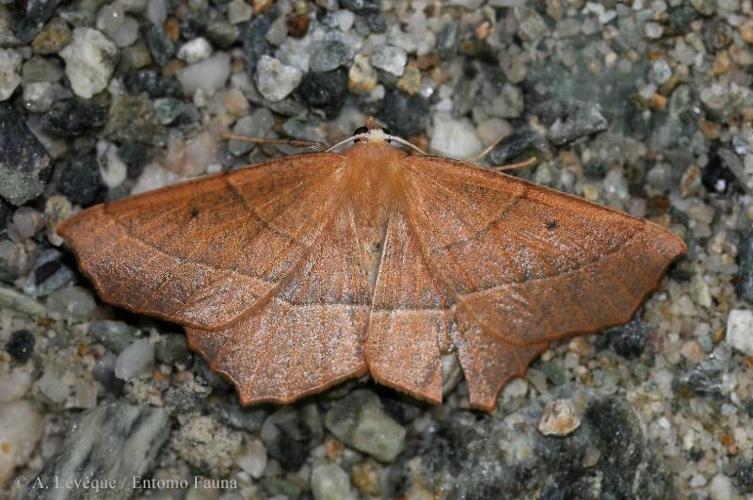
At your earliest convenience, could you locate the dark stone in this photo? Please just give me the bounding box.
[310,40,353,73]
[23,248,75,297]
[736,227,753,303]
[205,20,239,48]
[195,357,233,392]
[5,329,35,362]
[340,0,380,14]
[124,70,182,98]
[240,16,271,73]
[217,396,267,433]
[89,320,138,354]
[116,141,149,177]
[377,90,428,137]
[701,143,736,194]
[489,126,546,166]
[25,401,169,500]
[105,94,167,147]
[365,14,387,33]
[155,333,191,365]
[41,98,108,137]
[596,317,647,359]
[0,102,51,205]
[547,101,608,146]
[297,67,348,119]
[0,199,11,231]
[672,359,723,398]
[747,399,753,418]
[57,155,105,207]
[584,161,608,180]
[12,0,63,43]
[260,478,303,499]
[92,352,125,396]
[263,405,323,472]
[145,25,176,66]
[180,15,206,41]
[737,461,753,494]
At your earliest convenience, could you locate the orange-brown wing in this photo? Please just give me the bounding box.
[364,209,453,405]
[401,157,686,411]
[185,197,370,404]
[58,153,346,329]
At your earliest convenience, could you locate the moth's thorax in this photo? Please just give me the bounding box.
[341,142,410,292]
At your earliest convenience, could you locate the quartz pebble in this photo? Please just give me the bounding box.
[537,398,581,436]
[60,28,117,98]
[115,338,155,380]
[0,49,22,101]
[725,309,753,355]
[430,113,482,159]
[177,37,213,64]
[255,55,303,102]
[370,45,407,77]
[237,439,267,479]
[177,52,231,95]
[0,400,44,486]
[311,463,356,500]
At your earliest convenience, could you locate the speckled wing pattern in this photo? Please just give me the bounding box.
[59,150,685,411]
[395,157,686,410]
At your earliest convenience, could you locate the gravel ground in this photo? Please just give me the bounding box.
[1,0,753,499]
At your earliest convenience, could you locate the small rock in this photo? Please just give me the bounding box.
[146,0,167,25]
[340,0,379,13]
[96,2,139,47]
[261,404,323,471]
[377,89,428,137]
[177,37,213,64]
[430,113,482,159]
[145,25,176,66]
[30,401,169,497]
[311,463,356,500]
[735,461,753,494]
[36,365,71,403]
[538,398,581,436]
[22,55,64,83]
[89,320,138,354]
[0,102,51,205]
[105,94,168,147]
[31,17,73,55]
[228,107,274,156]
[548,102,608,146]
[310,40,354,73]
[240,16,271,73]
[57,154,105,206]
[736,228,753,303]
[115,338,155,380]
[644,22,663,39]
[348,53,377,95]
[155,333,190,365]
[22,81,59,113]
[23,248,75,297]
[370,45,407,77]
[60,28,117,98]
[298,67,348,118]
[237,439,267,479]
[124,69,182,98]
[514,6,547,41]
[172,414,243,476]
[178,52,232,96]
[489,125,545,165]
[46,285,98,318]
[324,389,406,463]
[0,400,44,486]
[255,55,303,102]
[598,317,647,359]
[0,49,22,101]
[4,329,35,363]
[437,21,460,55]
[0,369,33,403]
[726,309,753,355]
[489,83,524,119]
[673,359,724,398]
[12,0,64,43]
[708,474,734,500]
[41,97,108,137]
[228,0,253,24]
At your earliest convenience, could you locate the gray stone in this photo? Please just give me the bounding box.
[89,320,138,354]
[0,102,50,206]
[115,338,155,380]
[255,55,303,102]
[737,228,753,303]
[261,404,323,471]
[0,400,43,486]
[324,389,406,462]
[12,0,64,43]
[311,463,356,500]
[310,40,354,73]
[0,49,22,101]
[46,286,98,319]
[155,333,190,365]
[228,107,275,156]
[60,28,117,98]
[370,45,407,77]
[24,401,169,500]
[548,102,608,146]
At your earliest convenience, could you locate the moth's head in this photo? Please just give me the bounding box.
[351,125,395,144]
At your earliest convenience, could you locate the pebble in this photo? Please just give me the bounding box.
[12,0,64,44]
[115,338,155,380]
[46,286,98,318]
[177,52,231,96]
[537,398,581,436]
[58,154,105,206]
[0,49,22,101]
[430,113,482,159]
[725,309,753,355]
[89,320,138,354]
[324,390,406,463]
[154,333,190,365]
[106,94,168,146]
[736,229,753,303]
[377,90,428,137]
[310,40,354,73]
[31,401,169,496]
[173,414,243,476]
[370,45,407,77]
[489,83,524,119]
[548,102,608,146]
[708,474,734,500]
[0,102,50,205]
[237,439,267,479]
[240,16,271,73]
[489,126,544,165]
[22,81,58,113]
[228,0,253,24]
[340,0,379,13]
[177,37,213,64]
[0,400,44,486]
[311,463,356,500]
[146,0,167,25]
[0,369,32,403]
[59,28,117,98]
[96,2,139,47]
[145,25,175,66]
[298,67,349,118]
[348,53,377,94]
[37,365,72,404]
[261,405,323,471]
[255,55,303,102]
[41,97,109,137]
[228,107,274,156]
[4,329,35,363]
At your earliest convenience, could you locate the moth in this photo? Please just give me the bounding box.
[58,125,686,411]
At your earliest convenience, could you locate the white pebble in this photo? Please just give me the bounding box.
[255,55,303,102]
[60,28,117,98]
[146,0,166,25]
[177,37,213,64]
[177,52,231,96]
[115,338,155,380]
[430,113,482,160]
[370,45,407,77]
[311,463,356,500]
[708,473,733,500]
[537,399,581,436]
[725,309,753,355]
[237,439,267,479]
[0,369,33,403]
[0,48,22,101]
[0,401,44,485]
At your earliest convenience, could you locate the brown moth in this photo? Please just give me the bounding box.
[58,125,686,411]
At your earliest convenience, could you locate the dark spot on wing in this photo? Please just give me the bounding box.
[545,220,557,231]
[191,207,200,218]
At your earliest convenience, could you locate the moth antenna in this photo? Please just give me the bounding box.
[467,134,508,163]
[493,157,539,172]
[222,132,325,149]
